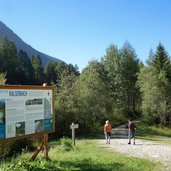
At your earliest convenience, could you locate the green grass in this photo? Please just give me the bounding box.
[0,139,157,171]
[136,122,171,144]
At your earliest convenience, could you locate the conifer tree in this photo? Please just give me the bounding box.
[31,54,44,85]
[18,49,35,84]
[0,37,18,84]
[151,43,171,80]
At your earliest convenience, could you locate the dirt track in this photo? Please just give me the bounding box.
[99,124,171,170]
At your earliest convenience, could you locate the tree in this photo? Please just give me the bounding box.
[67,64,80,76]
[0,37,18,84]
[55,71,77,136]
[119,42,140,116]
[138,43,171,126]
[17,49,35,85]
[102,43,140,119]
[150,43,171,81]
[44,62,80,86]
[44,62,58,85]
[102,44,122,105]
[138,66,171,125]
[31,54,44,85]
[75,60,112,129]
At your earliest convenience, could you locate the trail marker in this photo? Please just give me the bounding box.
[70,123,79,146]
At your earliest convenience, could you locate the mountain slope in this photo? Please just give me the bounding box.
[0,21,64,67]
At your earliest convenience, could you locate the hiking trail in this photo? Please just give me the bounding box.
[99,123,171,170]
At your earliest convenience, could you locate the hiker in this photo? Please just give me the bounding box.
[128,119,136,145]
[104,120,112,144]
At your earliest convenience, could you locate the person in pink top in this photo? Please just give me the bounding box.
[104,120,112,144]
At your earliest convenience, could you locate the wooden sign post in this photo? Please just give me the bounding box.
[30,133,49,161]
[70,123,79,146]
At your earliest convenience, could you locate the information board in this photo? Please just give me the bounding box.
[0,85,55,141]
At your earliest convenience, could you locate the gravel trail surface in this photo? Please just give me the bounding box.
[99,124,171,170]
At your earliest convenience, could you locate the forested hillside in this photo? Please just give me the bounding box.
[0,20,63,67]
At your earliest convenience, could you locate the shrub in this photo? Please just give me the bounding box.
[60,137,73,151]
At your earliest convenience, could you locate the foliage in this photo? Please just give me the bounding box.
[138,43,171,126]
[55,72,78,136]
[102,42,140,119]
[0,138,35,160]
[119,42,140,116]
[75,60,112,128]
[44,62,79,85]
[0,37,79,86]
[55,42,141,136]
[102,44,121,103]
[31,54,44,85]
[0,72,7,84]
[60,137,73,151]
[150,43,171,79]
[1,35,171,138]
[17,49,35,84]
[44,62,59,85]
[136,122,171,139]
[0,37,18,84]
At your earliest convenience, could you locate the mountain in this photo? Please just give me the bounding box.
[0,21,64,67]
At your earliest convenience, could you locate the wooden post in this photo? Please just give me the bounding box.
[30,142,43,161]
[71,123,75,146]
[30,134,49,161]
[43,133,48,160]
[70,123,79,146]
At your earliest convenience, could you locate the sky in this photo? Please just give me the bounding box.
[0,0,171,71]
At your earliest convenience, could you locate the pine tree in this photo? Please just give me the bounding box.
[138,43,171,126]
[18,49,35,85]
[151,43,171,80]
[0,37,18,84]
[31,54,44,85]
[44,62,57,85]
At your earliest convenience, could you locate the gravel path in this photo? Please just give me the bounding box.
[99,124,171,170]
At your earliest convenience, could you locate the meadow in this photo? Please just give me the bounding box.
[0,138,157,171]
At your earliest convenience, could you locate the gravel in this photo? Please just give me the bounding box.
[99,124,171,170]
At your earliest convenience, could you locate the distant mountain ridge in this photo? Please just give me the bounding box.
[0,21,64,67]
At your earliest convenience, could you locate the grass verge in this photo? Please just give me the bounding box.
[0,139,157,171]
[136,122,171,144]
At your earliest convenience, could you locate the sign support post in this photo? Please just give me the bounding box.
[70,123,79,146]
[72,125,75,146]
[30,134,49,161]
[43,133,48,160]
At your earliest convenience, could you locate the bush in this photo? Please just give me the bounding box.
[60,137,73,151]
[7,139,34,157]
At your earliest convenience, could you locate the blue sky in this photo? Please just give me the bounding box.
[0,0,171,71]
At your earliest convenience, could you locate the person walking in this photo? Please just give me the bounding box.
[104,120,112,144]
[128,119,136,145]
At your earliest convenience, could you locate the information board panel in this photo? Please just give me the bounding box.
[0,85,55,141]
